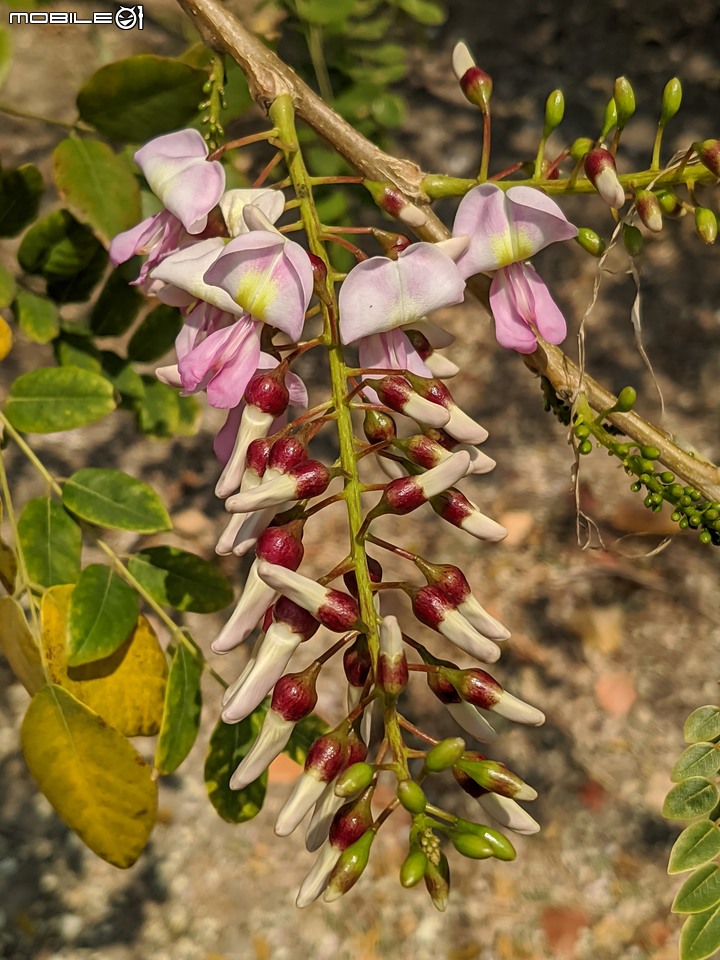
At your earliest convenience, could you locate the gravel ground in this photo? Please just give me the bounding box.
[1,1,720,958]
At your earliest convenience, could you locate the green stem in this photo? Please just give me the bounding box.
[0,103,90,131]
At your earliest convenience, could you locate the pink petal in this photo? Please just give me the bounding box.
[522,262,568,345]
[489,262,566,353]
[214,404,243,464]
[178,317,261,408]
[338,243,466,344]
[109,214,162,266]
[358,329,432,377]
[151,239,246,316]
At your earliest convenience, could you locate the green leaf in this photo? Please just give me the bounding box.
[686,707,720,744]
[17,497,82,587]
[67,564,139,666]
[205,708,268,823]
[176,393,201,436]
[371,91,406,128]
[674,865,720,915]
[664,778,720,821]
[77,55,208,142]
[670,822,720,875]
[128,546,233,613]
[284,713,329,766]
[295,0,357,24]
[46,245,108,304]
[62,468,171,533]
[396,0,446,25]
[18,210,102,279]
[54,333,103,373]
[154,643,203,776]
[91,269,143,336]
[681,903,720,960]
[53,138,141,246]
[21,683,157,868]
[0,263,16,307]
[0,163,43,238]
[4,366,115,433]
[0,25,12,91]
[12,290,59,343]
[135,377,179,438]
[674,744,720,783]
[127,304,182,362]
[100,351,145,402]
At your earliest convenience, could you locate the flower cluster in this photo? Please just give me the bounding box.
[116,121,578,908]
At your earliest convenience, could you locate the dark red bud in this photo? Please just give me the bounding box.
[444,667,502,709]
[244,368,290,417]
[395,435,445,469]
[271,664,320,721]
[246,437,273,477]
[584,146,617,180]
[430,488,473,527]
[256,520,305,570]
[363,408,397,444]
[453,765,487,799]
[273,595,320,641]
[374,375,412,411]
[372,228,412,260]
[343,727,369,769]
[308,252,327,285]
[377,648,408,699]
[380,475,427,515]
[343,634,372,688]
[343,556,383,598]
[305,732,347,782]
[404,372,452,408]
[460,66,493,108]
[694,139,720,178]
[317,589,359,632]
[411,585,453,630]
[427,669,461,704]
[329,785,375,850]
[403,329,432,360]
[289,460,332,499]
[267,436,307,473]
[415,560,471,606]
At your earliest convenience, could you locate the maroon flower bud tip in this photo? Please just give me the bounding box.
[453,765,486,799]
[273,595,320,641]
[363,408,397,444]
[404,329,432,361]
[343,634,372,688]
[308,252,327,286]
[317,588,360,632]
[635,189,663,233]
[377,616,408,699]
[261,604,275,632]
[431,489,507,542]
[583,147,626,209]
[414,559,470,605]
[398,435,446,469]
[452,42,492,111]
[365,181,428,228]
[427,669,462,704]
[379,453,471,517]
[404,372,452,408]
[411,584,452,630]
[271,664,320,721]
[305,732,348,782]
[267,436,308,473]
[246,437,273,478]
[256,520,305,570]
[343,556,383,598]
[445,667,502,709]
[287,460,332,499]
[381,475,429,515]
[344,729,369,768]
[694,139,720,178]
[243,369,290,417]
[329,785,375,850]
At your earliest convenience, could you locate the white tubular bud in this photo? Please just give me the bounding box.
[492,690,545,726]
[229,710,295,790]
[305,782,346,852]
[461,445,497,475]
[275,772,328,837]
[256,563,328,617]
[443,405,489,445]
[225,471,298,514]
[404,392,452,427]
[215,406,274,499]
[457,595,510,640]
[211,560,276,653]
[477,793,541,836]
[411,317,455,348]
[221,622,303,723]
[216,513,245,556]
[439,609,502,663]
[445,700,498,743]
[416,451,471,499]
[459,503,507,542]
[221,634,264,707]
[296,841,342,908]
[424,352,460,379]
[451,40,476,82]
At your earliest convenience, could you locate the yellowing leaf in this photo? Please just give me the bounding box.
[42,586,167,736]
[21,683,157,868]
[0,314,13,360]
[0,596,45,694]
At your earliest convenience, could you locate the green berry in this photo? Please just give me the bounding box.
[400,848,428,888]
[700,531,712,544]
[397,780,427,815]
[451,832,494,860]
[578,439,593,455]
[425,737,466,773]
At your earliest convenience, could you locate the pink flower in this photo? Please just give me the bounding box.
[452,184,577,353]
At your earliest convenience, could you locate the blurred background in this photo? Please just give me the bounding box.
[1,1,720,957]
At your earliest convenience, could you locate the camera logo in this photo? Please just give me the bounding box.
[115,5,144,29]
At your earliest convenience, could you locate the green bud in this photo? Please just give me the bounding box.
[569,137,594,161]
[397,780,427,815]
[635,189,663,233]
[660,472,675,484]
[335,762,375,798]
[424,737,466,773]
[578,439,593,455]
[613,76,636,129]
[452,832,494,860]
[659,78,682,126]
[623,224,644,256]
[575,227,606,257]
[613,386,636,412]
[693,140,720,179]
[543,90,565,136]
[640,445,660,460]
[480,826,517,861]
[400,847,428,888]
[695,207,718,245]
[656,189,684,218]
[574,424,590,439]
[455,758,537,800]
[424,852,450,912]
[705,509,718,521]
[601,97,618,139]
[323,828,376,902]
[700,531,712,544]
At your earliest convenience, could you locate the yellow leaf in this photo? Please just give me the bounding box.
[21,683,157,867]
[42,585,167,736]
[0,596,45,694]
[0,315,13,361]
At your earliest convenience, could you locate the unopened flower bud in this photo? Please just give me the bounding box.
[271,663,321,721]
[397,779,427,814]
[343,557,383,599]
[613,76,635,129]
[404,329,460,379]
[431,488,507,542]
[446,699,498,743]
[455,756,537,801]
[275,727,349,836]
[424,851,450,912]
[229,709,294,790]
[656,188,685,218]
[476,791,541,836]
[659,77,682,127]
[307,252,330,302]
[543,89,564,136]
[411,584,502,662]
[451,42,492,112]
[441,667,545,725]
[257,562,360,632]
[396,433,495,475]
[614,386,637,413]
[414,559,509,639]
[335,762,375,798]
[343,633,372,690]
[372,228,412,260]
[323,826,377,901]
[569,137,594,161]
[575,227,606,257]
[584,148,626,208]
[373,452,470,518]
[226,459,331,513]
[695,206,718,244]
[267,435,308,473]
[425,736,466,772]
[635,190,663,233]
[246,437,273,478]
[623,223,643,256]
[400,847,428,888]
[451,832,494,859]
[403,373,488,445]
[372,375,450,428]
[377,616,408,699]
[454,818,517,860]
[363,408,396,444]
[601,97,617,138]
[364,181,427,228]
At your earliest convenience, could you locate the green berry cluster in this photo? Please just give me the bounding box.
[199,56,227,150]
